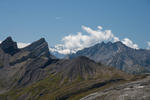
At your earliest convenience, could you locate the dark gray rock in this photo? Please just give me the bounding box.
[0,36,20,56]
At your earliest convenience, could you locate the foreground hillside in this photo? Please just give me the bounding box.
[0,60,133,100]
[80,74,150,100]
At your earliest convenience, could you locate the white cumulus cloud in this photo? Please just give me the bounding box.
[147,42,150,50]
[121,38,139,49]
[147,42,150,46]
[50,25,139,54]
[49,44,72,54]
[17,42,30,48]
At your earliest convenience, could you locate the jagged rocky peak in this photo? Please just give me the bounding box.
[91,41,127,52]
[100,41,125,47]
[23,38,50,57]
[24,38,46,50]
[114,41,126,47]
[0,36,20,55]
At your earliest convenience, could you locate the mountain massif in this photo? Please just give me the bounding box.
[0,37,149,100]
[68,41,150,74]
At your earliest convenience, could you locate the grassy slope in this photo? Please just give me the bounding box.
[0,69,134,100]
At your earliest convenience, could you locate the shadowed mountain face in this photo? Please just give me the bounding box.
[47,56,129,81]
[68,41,150,74]
[0,37,133,100]
[0,37,20,56]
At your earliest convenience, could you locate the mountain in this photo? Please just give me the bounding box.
[0,37,57,92]
[0,37,134,100]
[47,56,130,80]
[68,41,150,74]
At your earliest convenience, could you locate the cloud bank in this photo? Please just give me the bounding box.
[147,42,150,46]
[50,25,139,54]
[17,42,30,48]
[122,38,138,49]
[147,42,150,49]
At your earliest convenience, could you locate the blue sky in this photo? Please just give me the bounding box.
[0,0,150,53]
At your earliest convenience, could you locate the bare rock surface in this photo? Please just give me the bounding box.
[80,75,150,100]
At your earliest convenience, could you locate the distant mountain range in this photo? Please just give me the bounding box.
[0,37,134,100]
[68,41,150,74]
[50,50,66,58]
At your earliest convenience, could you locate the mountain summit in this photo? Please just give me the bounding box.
[0,37,20,55]
[23,38,50,57]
